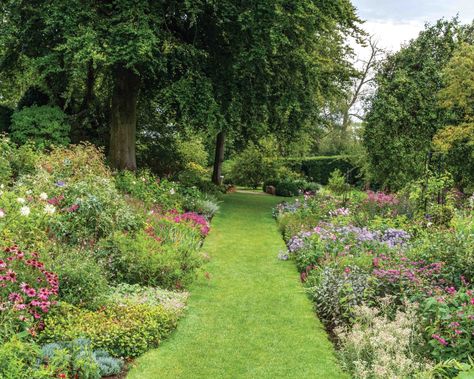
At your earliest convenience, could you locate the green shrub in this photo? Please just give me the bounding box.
[50,177,142,244]
[286,155,357,185]
[183,195,220,219]
[115,170,185,210]
[10,105,71,148]
[0,337,63,379]
[306,266,372,327]
[40,302,178,358]
[229,141,280,188]
[41,339,101,379]
[51,250,109,309]
[0,137,14,186]
[96,220,202,289]
[275,179,301,197]
[41,338,123,378]
[107,283,189,315]
[327,169,351,196]
[39,143,111,183]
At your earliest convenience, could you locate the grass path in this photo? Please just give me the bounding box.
[128,193,346,379]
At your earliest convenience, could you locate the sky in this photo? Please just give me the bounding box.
[352,0,474,51]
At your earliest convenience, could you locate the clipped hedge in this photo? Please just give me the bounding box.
[284,156,358,185]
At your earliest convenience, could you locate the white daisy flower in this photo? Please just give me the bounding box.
[170,188,176,195]
[39,192,48,200]
[44,204,56,215]
[20,206,30,216]
[17,197,26,204]
[0,209,5,218]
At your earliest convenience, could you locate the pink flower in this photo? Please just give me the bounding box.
[445,287,457,295]
[432,334,448,346]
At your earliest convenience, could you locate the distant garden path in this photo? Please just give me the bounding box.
[128,193,346,379]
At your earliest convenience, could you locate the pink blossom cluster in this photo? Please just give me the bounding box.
[329,208,350,217]
[373,254,444,289]
[365,191,399,206]
[173,212,210,236]
[0,246,58,328]
[428,288,474,352]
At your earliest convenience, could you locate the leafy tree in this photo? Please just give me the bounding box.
[434,42,474,189]
[364,19,474,189]
[0,0,206,170]
[194,0,362,183]
[1,0,360,175]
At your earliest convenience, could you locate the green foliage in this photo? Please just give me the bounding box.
[422,289,474,362]
[41,339,124,378]
[114,170,185,211]
[306,266,372,327]
[0,136,41,186]
[50,177,142,244]
[184,197,220,219]
[40,302,178,358]
[51,250,109,309]
[434,42,474,189]
[327,169,351,198]
[107,283,189,316]
[287,156,357,185]
[0,337,63,379]
[364,19,473,189]
[10,105,71,148]
[96,219,203,289]
[229,140,281,188]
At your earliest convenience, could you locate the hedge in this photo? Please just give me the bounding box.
[284,155,358,185]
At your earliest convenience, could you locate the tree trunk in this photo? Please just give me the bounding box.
[212,131,226,184]
[109,67,141,171]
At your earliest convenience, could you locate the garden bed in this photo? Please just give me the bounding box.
[274,188,474,378]
[0,140,219,378]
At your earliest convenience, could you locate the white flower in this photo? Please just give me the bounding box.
[0,184,4,189]
[0,209,5,218]
[20,206,30,216]
[17,197,26,204]
[170,188,176,195]
[44,204,56,215]
[26,190,32,195]
[39,192,48,200]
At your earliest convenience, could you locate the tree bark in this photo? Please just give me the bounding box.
[109,67,141,171]
[212,131,226,184]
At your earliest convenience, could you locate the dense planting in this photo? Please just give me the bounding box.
[0,138,217,378]
[275,187,474,378]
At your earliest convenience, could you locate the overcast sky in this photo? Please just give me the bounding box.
[352,0,474,51]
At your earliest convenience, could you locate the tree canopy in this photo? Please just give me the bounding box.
[1,0,362,175]
[363,19,474,189]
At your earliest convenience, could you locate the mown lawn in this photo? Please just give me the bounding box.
[128,192,346,379]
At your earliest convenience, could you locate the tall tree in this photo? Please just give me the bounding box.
[434,42,474,188]
[0,0,205,170]
[364,19,474,189]
[195,0,362,184]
